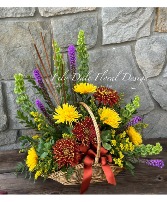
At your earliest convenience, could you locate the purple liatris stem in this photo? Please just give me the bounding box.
[145,159,164,168]
[68,45,76,70]
[67,45,77,103]
[35,99,56,127]
[33,69,43,86]
[140,158,164,169]
[33,69,55,111]
[127,116,142,127]
[68,45,77,83]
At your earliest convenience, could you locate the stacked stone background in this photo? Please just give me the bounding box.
[0,7,167,151]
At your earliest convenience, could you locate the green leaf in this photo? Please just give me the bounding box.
[101,130,111,142]
[65,167,75,181]
[40,152,48,159]
[121,109,131,118]
[102,142,111,150]
[125,161,135,170]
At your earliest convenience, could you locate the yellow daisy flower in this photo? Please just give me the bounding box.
[98,107,121,128]
[26,147,38,172]
[53,103,81,125]
[74,83,97,94]
[126,126,142,146]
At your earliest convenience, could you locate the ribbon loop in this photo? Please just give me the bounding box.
[80,145,116,194]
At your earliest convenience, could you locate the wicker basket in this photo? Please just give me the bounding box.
[49,102,123,187]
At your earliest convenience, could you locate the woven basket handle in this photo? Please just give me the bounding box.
[79,102,101,164]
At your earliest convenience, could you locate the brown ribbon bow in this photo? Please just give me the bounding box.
[79,145,116,194]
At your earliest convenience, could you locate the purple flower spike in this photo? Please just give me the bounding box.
[127,116,142,127]
[35,99,46,114]
[145,159,164,169]
[68,45,76,70]
[35,99,56,127]
[33,69,43,88]
[33,69,55,111]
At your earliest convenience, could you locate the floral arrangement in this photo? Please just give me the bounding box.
[14,30,164,193]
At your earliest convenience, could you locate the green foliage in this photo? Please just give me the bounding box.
[14,73,35,111]
[66,167,75,181]
[14,73,38,129]
[134,123,148,134]
[27,75,43,95]
[17,110,36,128]
[60,166,75,181]
[77,30,89,83]
[124,161,135,175]
[14,161,32,179]
[14,73,26,94]
[15,162,26,175]
[120,95,140,125]
[34,137,58,178]
[36,138,54,157]
[53,40,70,103]
[101,130,112,141]
[132,143,163,157]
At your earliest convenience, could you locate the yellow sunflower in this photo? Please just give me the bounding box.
[26,147,38,172]
[53,103,81,125]
[98,107,121,128]
[74,83,97,94]
[126,126,142,146]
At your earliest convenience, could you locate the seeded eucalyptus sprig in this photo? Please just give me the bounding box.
[77,30,89,83]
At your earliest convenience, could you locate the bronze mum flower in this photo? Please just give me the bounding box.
[52,139,80,168]
[72,117,97,147]
[93,86,120,107]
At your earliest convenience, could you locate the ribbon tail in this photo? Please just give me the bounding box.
[102,164,116,185]
[80,165,93,194]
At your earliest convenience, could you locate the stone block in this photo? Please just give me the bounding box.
[0,82,8,131]
[51,12,98,49]
[135,36,167,78]
[143,109,167,138]
[0,21,51,80]
[0,7,35,18]
[102,7,154,44]
[0,130,17,146]
[39,7,96,17]
[147,75,167,111]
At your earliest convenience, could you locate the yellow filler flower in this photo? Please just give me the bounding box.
[98,107,121,128]
[26,147,38,172]
[126,126,142,145]
[53,103,81,125]
[35,170,42,180]
[74,83,97,94]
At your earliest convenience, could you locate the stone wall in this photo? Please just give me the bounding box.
[0,7,167,151]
